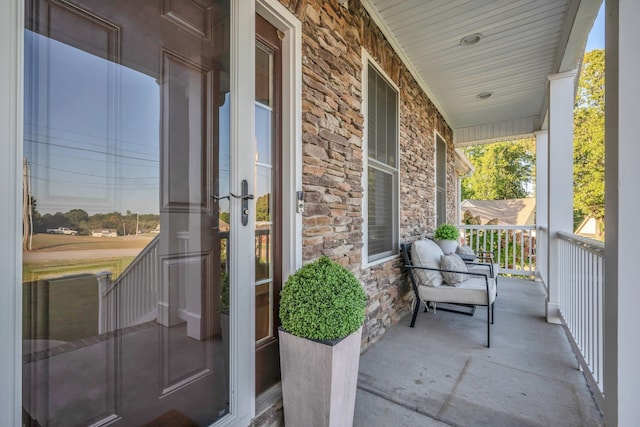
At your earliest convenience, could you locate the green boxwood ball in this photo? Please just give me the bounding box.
[434,223,460,241]
[279,256,367,341]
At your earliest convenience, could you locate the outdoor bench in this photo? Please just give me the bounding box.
[400,239,497,347]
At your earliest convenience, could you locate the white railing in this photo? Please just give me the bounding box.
[458,225,536,276]
[97,235,160,334]
[557,231,604,401]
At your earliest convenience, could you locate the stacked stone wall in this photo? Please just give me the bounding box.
[277,0,455,349]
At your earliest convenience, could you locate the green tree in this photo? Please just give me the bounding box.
[573,49,605,239]
[255,194,271,222]
[461,139,535,201]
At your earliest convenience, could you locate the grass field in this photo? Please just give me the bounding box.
[23,234,154,281]
[22,235,156,343]
[23,256,136,282]
[23,274,100,342]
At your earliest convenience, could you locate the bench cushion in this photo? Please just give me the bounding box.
[418,276,497,306]
[411,239,444,287]
[468,263,500,278]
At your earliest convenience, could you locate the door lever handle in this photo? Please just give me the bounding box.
[230,192,254,200]
[239,180,251,226]
[212,194,231,201]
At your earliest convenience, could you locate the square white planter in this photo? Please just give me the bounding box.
[278,327,362,427]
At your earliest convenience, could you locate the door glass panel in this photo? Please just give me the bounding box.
[22,1,231,425]
[255,45,273,344]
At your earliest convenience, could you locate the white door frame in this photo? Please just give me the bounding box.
[0,0,24,425]
[256,0,303,281]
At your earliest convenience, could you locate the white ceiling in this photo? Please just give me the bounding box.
[360,0,601,145]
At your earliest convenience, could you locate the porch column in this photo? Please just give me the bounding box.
[534,130,548,285]
[546,70,576,324]
[604,1,640,425]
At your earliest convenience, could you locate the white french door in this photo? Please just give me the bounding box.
[8,0,256,426]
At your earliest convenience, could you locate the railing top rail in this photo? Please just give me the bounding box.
[104,234,160,295]
[457,224,535,231]
[557,231,604,255]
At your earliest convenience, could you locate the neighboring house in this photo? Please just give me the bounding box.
[575,215,598,239]
[461,198,536,226]
[91,229,118,237]
[1,1,638,427]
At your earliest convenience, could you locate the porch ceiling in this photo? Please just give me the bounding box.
[360,0,602,145]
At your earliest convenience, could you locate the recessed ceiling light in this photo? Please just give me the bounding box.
[477,92,493,100]
[460,33,483,46]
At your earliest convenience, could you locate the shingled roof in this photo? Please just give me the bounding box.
[461,198,536,226]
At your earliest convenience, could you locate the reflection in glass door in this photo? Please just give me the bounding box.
[22,0,232,425]
[254,15,282,395]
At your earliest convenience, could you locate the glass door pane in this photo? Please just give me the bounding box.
[254,16,282,394]
[255,44,274,345]
[22,1,231,425]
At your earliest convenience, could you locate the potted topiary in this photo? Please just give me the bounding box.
[278,256,367,427]
[434,223,460,254]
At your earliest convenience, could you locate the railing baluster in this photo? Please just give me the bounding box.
[555,231,604,404]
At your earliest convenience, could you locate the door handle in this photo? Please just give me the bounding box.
[238,180,252,226]
[213,181,253,226]
[229,192,254,200]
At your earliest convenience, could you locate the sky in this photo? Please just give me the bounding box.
[585,3,605,52]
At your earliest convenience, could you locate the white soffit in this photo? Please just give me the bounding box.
[454,116,538,146]
[361,0,601,144]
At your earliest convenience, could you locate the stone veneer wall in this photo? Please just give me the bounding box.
[276,0,456,349]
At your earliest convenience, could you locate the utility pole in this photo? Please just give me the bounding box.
[136,212,139,235]
[22,159,28,251]
[22,159,33,250]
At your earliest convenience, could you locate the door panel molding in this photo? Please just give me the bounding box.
[160,0,213,41]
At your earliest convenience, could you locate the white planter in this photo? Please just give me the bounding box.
[279,327,363,427]
[435,239,458,255]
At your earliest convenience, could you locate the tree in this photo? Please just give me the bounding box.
[255,194,271,222]
[64,209,89,225]
[573,49,605,239]
[461,139,535,201]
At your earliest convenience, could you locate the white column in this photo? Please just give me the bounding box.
[546,71,576,324]
[604,1,640,425]
[535,130,548,284]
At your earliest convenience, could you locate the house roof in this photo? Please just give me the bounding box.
[461,198,536,225]
[575,215,597,237]
[360,0,602,145]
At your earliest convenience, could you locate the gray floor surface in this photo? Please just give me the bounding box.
[354,277,604,427]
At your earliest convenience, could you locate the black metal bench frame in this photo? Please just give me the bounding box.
[401,242,496,347]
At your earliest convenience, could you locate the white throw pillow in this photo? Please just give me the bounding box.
[440,253,469,286]
[456,245,475,256]
[411,239,444,287]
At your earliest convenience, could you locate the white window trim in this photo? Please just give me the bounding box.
[435,131,448,226]
[361,49,401,268]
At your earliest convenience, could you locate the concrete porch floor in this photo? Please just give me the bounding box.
[353,277,604,427]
